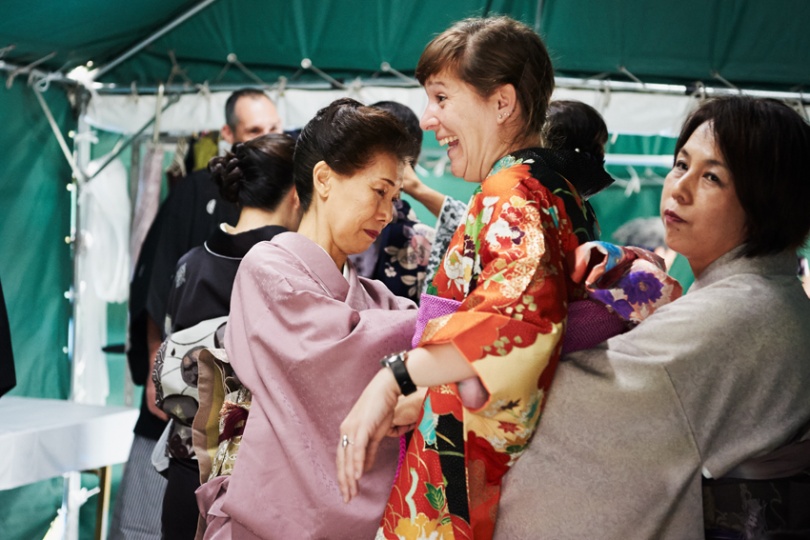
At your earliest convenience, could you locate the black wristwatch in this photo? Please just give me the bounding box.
[380,350,417,396]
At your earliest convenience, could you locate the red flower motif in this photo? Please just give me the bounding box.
[498,421,519,434]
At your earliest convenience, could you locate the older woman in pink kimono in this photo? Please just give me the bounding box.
[197,98,418,539]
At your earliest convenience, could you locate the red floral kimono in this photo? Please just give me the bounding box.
[379,149,597,539]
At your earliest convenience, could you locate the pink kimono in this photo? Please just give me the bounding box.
[198,232,417,539]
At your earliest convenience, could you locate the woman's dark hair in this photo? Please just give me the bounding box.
[415,16,554,137]
[542,100,609,162]
[371,101,423,162]
[208,133,296,210]
[293,98,412,212]
[675,96,810,257]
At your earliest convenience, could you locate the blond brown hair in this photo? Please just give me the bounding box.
[415,16,554,136]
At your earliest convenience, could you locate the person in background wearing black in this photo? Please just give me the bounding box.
[110,88,284,540]
[155,133,299,540]
[0,276,15,398]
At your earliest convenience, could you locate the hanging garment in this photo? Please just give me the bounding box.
[81,153,132,303]
[130,142,164,277]
[71,153,131,405]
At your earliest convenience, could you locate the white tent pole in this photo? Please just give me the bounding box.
[87,76,810,105]
[533,0,544,33]
[72,92,93,403]
[93,0,221,80]
[32,87,86,183]
[0,58,77,88]
[555,76,810,104]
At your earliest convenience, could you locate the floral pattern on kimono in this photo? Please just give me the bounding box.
[572,241,684,325]
[379,149,596,540]
[376,199,435,302]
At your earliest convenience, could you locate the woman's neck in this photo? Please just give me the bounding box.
[509,132,543,154]
[496,132,543,164]
[231,206,289,234]
[296,211,346,270]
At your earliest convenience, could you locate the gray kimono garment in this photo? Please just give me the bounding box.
[495,247,810,539]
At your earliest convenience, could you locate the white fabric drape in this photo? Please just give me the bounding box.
[74,153,131,405]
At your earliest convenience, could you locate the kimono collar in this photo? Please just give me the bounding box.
[689,246,798,294]
[487,147,542,178]
[206,224,287,259]
[271,232,354,301]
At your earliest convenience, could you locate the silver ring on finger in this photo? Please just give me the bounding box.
[341,434,353,448]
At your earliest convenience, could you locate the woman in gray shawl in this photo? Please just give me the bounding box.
[494,96,810,539]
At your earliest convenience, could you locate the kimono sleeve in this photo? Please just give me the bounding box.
[225,246,417,414]
[632,280,810,479]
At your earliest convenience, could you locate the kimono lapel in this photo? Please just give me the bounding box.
[343,263,374,312]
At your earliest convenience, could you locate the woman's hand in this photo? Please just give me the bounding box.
[457,376,489,410]
[336,368,400,503]
[401,164,446,218]
[387,388,428,437]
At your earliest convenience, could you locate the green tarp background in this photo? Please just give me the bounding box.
[5,0,810,90]
[0,79,73,399]
[0,78,75,538]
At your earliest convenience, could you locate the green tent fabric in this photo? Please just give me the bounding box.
[541,0,810,89]
[3,0,810,90]
[0,78,73,399]
[0,78,76,538]
[1,0,193,70]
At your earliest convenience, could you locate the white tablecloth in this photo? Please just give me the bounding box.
[0,396,138,491]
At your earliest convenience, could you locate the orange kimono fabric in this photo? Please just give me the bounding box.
[379,149,597,539]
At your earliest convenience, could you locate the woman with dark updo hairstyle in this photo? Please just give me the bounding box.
[541,99,611,198]
[197,98,418,540]
[153,133,299,540]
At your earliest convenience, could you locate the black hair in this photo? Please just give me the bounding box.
[293,98,412,212]
[536,100,614,198]
[208,133,296,211]
[542,100,609,162]
[675,96,810,257]
[371,101,423,162]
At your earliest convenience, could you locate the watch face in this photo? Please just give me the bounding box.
[381,352,397,367]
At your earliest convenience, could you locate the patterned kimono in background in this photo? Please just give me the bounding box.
[153,225,288,540]
[350,199,434,303]
[156,225,287,461]
[379,148,597,540]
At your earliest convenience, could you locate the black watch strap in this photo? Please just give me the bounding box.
[380,351,416,396]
